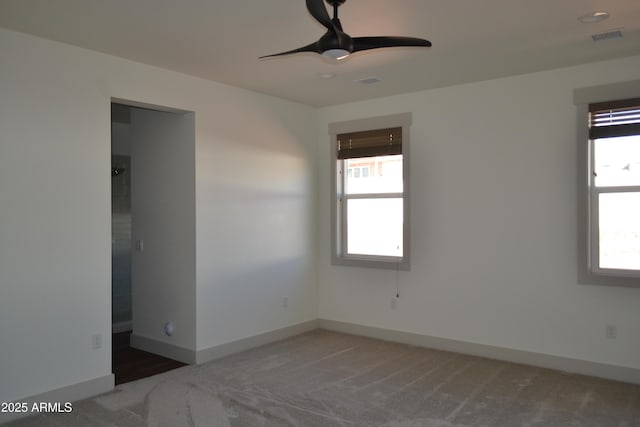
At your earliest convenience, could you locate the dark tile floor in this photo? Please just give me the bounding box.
[112,331,186,385]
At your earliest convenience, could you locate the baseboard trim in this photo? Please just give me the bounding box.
[196,319,319,364]
[0,374,114,425]
[112,321,132,334]
[318,319,640,385]
[130,320,319,366]
[130,334,197,365]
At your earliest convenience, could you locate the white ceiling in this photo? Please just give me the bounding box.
[1,0,639,107]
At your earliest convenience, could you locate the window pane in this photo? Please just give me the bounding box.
[598,192,640,271]
[345,155,402,194]
[594,135,640,187]
[347,198,403,257]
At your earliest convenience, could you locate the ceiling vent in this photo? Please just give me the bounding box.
[592,29,623,42]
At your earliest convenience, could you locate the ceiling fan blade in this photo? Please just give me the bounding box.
[259,41,321,59]
[352,36,432,53]
[306,0,334,31]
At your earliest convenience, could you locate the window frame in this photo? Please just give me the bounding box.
[329,113,411,270]
[574,79,640,287]
[589,137,640,278]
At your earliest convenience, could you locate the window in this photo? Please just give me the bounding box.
[575,80,640,286]
[588,98,640,277]
[329,113,411,270]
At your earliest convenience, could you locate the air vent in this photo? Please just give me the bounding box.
[592,29,623,42]
[354,77,382,85]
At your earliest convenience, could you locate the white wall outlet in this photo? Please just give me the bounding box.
[605,324,617,339]
[282,297,289,308]
[390,298,397,310]
[135,239,144,252]
[91,334,102,349]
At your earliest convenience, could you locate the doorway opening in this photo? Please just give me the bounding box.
[111,102,191,384]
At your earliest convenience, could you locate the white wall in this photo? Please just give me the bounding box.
[194,83,319,348]
[0,28,317,403]
[130,109,196,351]
[317,55,640,371]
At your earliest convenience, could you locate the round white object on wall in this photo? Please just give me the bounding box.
[164,321,174,336]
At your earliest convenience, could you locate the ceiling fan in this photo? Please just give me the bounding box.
[260,0,432,60]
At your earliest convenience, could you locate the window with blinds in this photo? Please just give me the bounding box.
[588,97,640,276]
[330,113,411,270]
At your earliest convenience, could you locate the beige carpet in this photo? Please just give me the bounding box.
[7,330,640,426]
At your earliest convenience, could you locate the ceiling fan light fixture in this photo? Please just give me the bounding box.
[322,48,350,60]
[259,0,431,60]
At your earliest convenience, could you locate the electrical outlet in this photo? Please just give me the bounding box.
[282,297,289,308]
[606,324,617,339]
[390,298,397,310]
[91,334,102,349]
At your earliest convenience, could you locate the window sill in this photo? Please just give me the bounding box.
[332,254,409,271]
[579,268,640,287]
